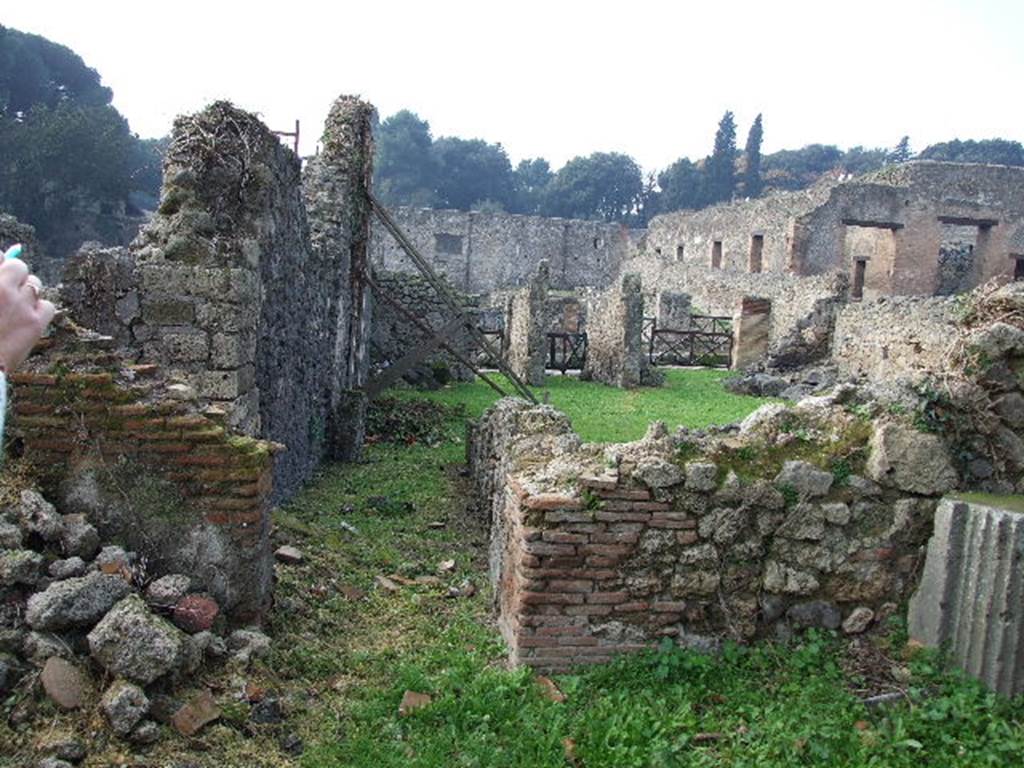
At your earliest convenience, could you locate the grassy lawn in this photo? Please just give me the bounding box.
[396,368,771,443]
[39,371,1021,767]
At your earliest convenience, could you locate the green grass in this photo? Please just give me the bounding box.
[394,368,771,443]
[26,371,1019,767]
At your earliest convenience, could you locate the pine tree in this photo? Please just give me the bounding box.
[742,113,763,197]
[888,136,913,164]
[705,110,737,204]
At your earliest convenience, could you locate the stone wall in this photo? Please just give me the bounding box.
[58,98,374,502]
[581,274,660,388]
[369,271,476,387]
[505,261,550,386]
[471,395,961,673]
[8,321,276,619]
[831,295,960,383]
[732,297,772,370]
[642,162,1024,298]
[371,207,638,293]
[909,498,1024,697]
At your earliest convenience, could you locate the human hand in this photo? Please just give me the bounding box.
[0,254,56,371]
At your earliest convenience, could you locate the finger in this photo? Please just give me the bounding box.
[26,275,42,291]
[36,299,56,328]
[20,281,39,305]
[0,258,28,287]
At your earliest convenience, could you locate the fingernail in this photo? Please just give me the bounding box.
[3,244,22,260]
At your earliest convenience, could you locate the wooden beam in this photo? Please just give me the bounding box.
[841,218,905,230]
[937,215,999,228]
[365,316,467,397]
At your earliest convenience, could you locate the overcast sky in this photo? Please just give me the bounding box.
[5,0,1022,173]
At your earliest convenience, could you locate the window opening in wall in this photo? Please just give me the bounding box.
[711,240,722,269]
[434,233,463,256]
[676,244,684,261]
[852,259,867,300]
[749,234,764,273]
[936,222,979,295]
[1014,255,1024,281]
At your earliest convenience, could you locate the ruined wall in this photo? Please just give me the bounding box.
[0,212,43,270]
[627,255,847,367]
[8,321,276,619]
[831,295,960,383]
[471,396,960,672]
[643,162,1024,299]
[59,98,374,502]
[644,183,836,275]
[505,262,550,386]
[371,207,637,293]
[369,271,475,386]
[581,274,660,388]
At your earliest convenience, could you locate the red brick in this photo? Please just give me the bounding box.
[650,518,695,530]
[542,531,589,545]
[520,554,541,568]
[676,531,700,545]
[506,474,529,500]
[594,511,651,523]
[524,494,583,511]
[548,579,593,593]
[140,442,193,454]
[8,373,57,385]
[556,636,599,647]
[174,453,230,467]
[519,592,585,606]
[65,372,114,385]
[607,522,644,534]
[521,527,543,542]
[596,488,651,501]
[524,541,576,557]
[535,625,587,637]
[168,415,210,429]
[600,500,670,513]
[12,402,57,415]
[544,510,594,523]
[580,544,633,557]
[24,438,75,453]
[517,636,560,648]
[520,579,546,592]
[13,415,68,428]
[578,475,618,490]
[652,613,682,626]
[591,532,640,545]
[564,604,613,616]
[585,556,621,567]
[561,523,605,535]
[540,556,585,569]
[587,591,628,604]
[614,601,649,613]
[204,497,259,511]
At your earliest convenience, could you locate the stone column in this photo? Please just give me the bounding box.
[656,292,692,330]
[506,260,550,386]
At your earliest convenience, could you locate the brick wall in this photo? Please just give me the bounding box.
[473,398,951,673]
[8,321,276,619]
[505,261,550,386]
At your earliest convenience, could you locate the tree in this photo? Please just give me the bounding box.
[431,137,515,211]
[887,135,913,164]
[656,157,704,212]
[761,144,843,191]
[918,139,1024,167]
[510,158,552,214]
[0,25,112,115]
[372,110,438,207]
[704,110,737,205]
[741,113,763,197]
[541,152,643,222]
[839,146,888,176]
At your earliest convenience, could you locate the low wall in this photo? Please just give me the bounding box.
[471,397,959,672]
[909,498,1024,697]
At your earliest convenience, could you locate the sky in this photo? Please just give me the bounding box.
[5,0,1023,173]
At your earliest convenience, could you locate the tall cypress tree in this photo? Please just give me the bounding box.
[705,110,737,205]
[743,113,763,197]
